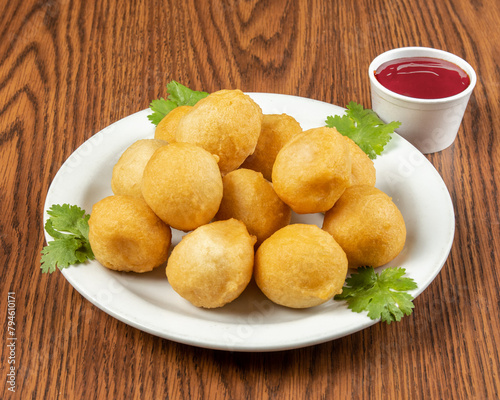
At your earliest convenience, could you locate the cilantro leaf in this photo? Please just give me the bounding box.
[334,267,417,324]
[147,81,209,126]
[148,98,178,126]
[166,81,209,107]
[41,238,83,273]
[74,240,94,263]
[41,204,94,273]
[46,204,90,238]
[44,219,71,240]
[325,101,401,159]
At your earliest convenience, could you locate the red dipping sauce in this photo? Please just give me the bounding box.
[375,57,470,99]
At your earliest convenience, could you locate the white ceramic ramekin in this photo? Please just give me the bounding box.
[369,47,476,154]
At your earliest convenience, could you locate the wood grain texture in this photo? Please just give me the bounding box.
[1,0,499,398]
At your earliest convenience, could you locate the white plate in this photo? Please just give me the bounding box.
[43,93,455,351]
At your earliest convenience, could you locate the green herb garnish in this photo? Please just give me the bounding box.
[41,204,94,273]
[334,266,417,324]
[326,101,401,159]
[148,80,209,126]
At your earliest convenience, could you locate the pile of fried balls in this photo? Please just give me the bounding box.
[88,89,406,309]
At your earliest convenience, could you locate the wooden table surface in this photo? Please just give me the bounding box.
[1,0,499,398]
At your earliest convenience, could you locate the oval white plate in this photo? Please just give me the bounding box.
[43,93,455,351]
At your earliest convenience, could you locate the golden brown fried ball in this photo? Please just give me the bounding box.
[88,195,171,273]
[141,142,223,232]
[166,219,257,308]
[154,105,192,143]
[322,185,406,268]
[214,168,291,246]
[175,89,263,175]
[343,136,376,187]
[111,139,167,198]
[272,127,351,214]
[240,113,302,181]
[254,224,348,308]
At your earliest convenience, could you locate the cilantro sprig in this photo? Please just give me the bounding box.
[334,267,417,324]
[326,101,401,159]
[148,81,209,126]
[41,204,94,273]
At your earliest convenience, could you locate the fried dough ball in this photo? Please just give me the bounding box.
[254,224,348,308]
[214,168,291,246]
[166,219,257,308]
[88,195,171,273]
[322,185,406,268]
[240,113,302,181]
[175,89,263,175]
[154,105,192,142]
[344,136,376,187]
[272,127,351,214]
[111,139,167,198]
[141,142,223,231]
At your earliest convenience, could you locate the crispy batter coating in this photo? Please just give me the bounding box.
[175,89,263,175]
[240,113,302,181]
[322,185,406,268]
[154,105,192,143]
[166,219,257,308]
[215,168,291,246]
[141,142,223,231]
[272,127,351,214]
[88,195,172,273]
[343,136,376,187]
[254,224,348,308]
[111,139,167,198]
